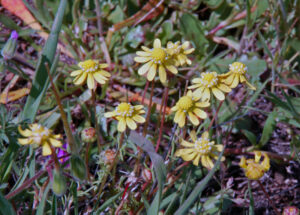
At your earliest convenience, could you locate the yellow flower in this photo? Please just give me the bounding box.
[188,71,232,101]
[18,124,62,156]
[166,41,195,66]
[134,39,177,84]
[71,59,110,90]
[239,151,270,180]
[220,62,256,90]
[104,103,145,132]
[175,131,225,168]
[171,91,209,128]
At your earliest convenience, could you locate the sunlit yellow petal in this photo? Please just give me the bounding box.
[147,64,157,81]
[193,108,207,119]
[202,88,210,101]
[126,118,137,130]
[212,87,225,101]
[74,72,87,85]
[188,111,199,126]
[178,114,186,128]
[231,74,239,88]
[104,111,116,118]
[136,51,151,57]
[42,143,52,156]
[70,70,82,77]
[213,145,223,152]
[138,61,153,75]
[87,73,95,89]
[218,83,231,93]
[18,138,33,145]
[18,126,32,137]
[117,118,126,132]
[166,65,178,74]
[158,65,167,83]
[180,140,194,147]
[49,138,62,147]
[134,56,151,63]
[153,39,161,48]
[181,152,197,161]
[193,154,201,166]
[93,72,107,85]
[189,130,197,142]
[133,115,145,123]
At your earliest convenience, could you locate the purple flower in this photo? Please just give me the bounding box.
[10,31,18,40]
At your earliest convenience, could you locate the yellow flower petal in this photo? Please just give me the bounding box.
[213,145,223,152]
[193,108,207,119]
[195,101,210,108]
[70,70,82,77]
[99,64,109,68]
[180,140,194,147]
[184,48,195,55]
[49,138,62,147]
[171,105,178,112]
[202,88,210,101]
[188,111,199,126]
[193,154,201,166]
[178,114,186,128]
[18,126,32,137]
[87,73,95,89]
[136,51,151,57]
[166,65,178,74]
[104,111,116,118]
[158,65,167,83]
[141,46,151,52]
[93,72,107,85]
[98,70,111,77]
[74,72,87,85]
[138,61,153,75]
[261,153,270,171]
[126,118,137,130]
[218,84,231,93]
[133,115,145,123]
[174,110,184,123]
[193,87,204,97]
[117,118,126,132]
[231,74,239,88]
[212,87,225,101]
[177,148,195,155]
[202,156,214,169]
[244,78,256,90]
[181,152,197,161]
[254,151,262,163]
[223,73,234,85]
[42,143,52,156]
[134,105,144,110]
[202,131,209,139]
[147,63,157,81]
[134,56,151,63]
[18,138,33,145]
[189,130,197,142]
[153,39,161,48]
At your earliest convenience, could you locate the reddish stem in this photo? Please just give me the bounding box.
[257,180,280,215]
[141,80,149,105]
[143,81,155,137]
[207,100,224,131]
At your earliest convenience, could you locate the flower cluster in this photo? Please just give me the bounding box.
[18,124,62,156]
[239,151,270,180]
[134,39,194,84]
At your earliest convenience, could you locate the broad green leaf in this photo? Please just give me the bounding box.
[129,131,167,215]
[22,0,67,122]
[174,147,224,215]
[179,13,208,55]
[0,193,16,215]
[258,111,276,147]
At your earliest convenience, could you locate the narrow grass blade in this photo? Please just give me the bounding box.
[174,148,224,215]
[0,193,16,215]
[36,183,50,215]
[248,181,255,215]
[22,0,66,122]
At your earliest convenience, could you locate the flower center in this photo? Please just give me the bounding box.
[115,103,134,117]
[31,126,50,144]
[229,62,247,74]
[177,96,193,112]
[152,48,167,63]
[200,72,218,88]
[194,137,213,155]
[245,161,264,180]
[79,60,99,73]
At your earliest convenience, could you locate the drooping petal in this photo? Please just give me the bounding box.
[134,56,151,63]
[193,108,207,119]
[231,74,239,88]
[18,126,32,137]
[180,140,194,147]
[181,152,197,161]
[158,65,166,83]
[166,65,178,74]
[147,64,157,81]
[178,113,186,128]
[87,73,95,89]
[70,70,82,77]
[213,145,223,152]
[117,118,126,132]
[153,39,161,48]
[244,78,256,90]
[126,118,137,130]
[171,105,178,112]
[182,41,190,49]
[189,130,197,142]
[239,156,247,169]
[188,111,199,126]
[18,138,33,145]
[202,156,214,169]
[218,83,232,93]
[49,138,62,147]
[193,87,205,97]
[93,72,107,84]
[98,70,111,77]
[177,148,195,155]
[223,73,234,85]
[184,48,195,55]
[201,88,211,101]
[202,131,209,139]
[212,87,225,101]
[133,115,145,123]
[174,110,183,123]
[193,154,201,166]
[42,143,52,156]
[73,72,87,85]
[138,61,153,75]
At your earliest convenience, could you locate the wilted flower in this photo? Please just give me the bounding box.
[175,131,224,168]
[71,59,110,90]
[166,41,194,66]
[104,103,145,132]
[134,39,177,83]
[189,71,232,101]
[18,124,62,156]
[239,151,270,180]
[171,91,209,127]
[219,62,256,90]
[100,149,116,165]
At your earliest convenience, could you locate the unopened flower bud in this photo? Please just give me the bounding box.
[100,149,116,165]
[81,127,97,143]
[70,155,86,181]
[141,168,152,182]
[52,170,67,196]
[1,31,18,60]
[283,206,299,215]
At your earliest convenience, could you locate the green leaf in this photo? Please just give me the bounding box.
[22,0,67,122]
[179,13,208,55]
[248,181,255,215]
[51,195,57,215]
[36,183,50,215]
[129,131,167,215]
[258,111,276,147]
[0,193,16,215]
[94,192,122,213]
[174,148,224,215]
